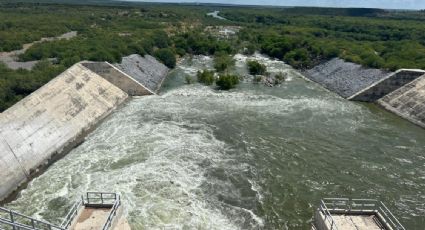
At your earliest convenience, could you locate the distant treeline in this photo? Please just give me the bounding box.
[221,7,425,69]
[1,2,425,111]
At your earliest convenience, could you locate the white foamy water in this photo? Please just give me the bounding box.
[6,54,425,229]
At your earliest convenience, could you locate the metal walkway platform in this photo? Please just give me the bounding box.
[313,198,405,230]
[0,192,130,230]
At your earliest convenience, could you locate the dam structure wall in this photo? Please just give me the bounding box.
[378,74,425,129]
[0,56,168,201]
[348,69,425,102]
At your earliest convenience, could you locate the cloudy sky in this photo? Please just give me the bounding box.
[126,0,425,9]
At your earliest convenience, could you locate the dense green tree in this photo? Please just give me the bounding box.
[247,60,267,75]
[154,48,176,68]
[197,70,215,85]
[214,53,235,72]
[216,74,239,90]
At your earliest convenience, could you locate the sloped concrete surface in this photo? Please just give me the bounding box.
[378,74,425,128]
[349,69,425,102]
[82,61,154,96]
[115,54,169,93]
[0,63,129,200]
[304,58,390,98]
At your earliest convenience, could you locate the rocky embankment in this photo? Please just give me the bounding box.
[303,58,391,98]
[115,54,169,93]
[304,57,425,129]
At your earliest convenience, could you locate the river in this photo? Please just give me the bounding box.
[5,54,425,229]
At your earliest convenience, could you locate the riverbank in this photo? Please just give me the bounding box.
[0,31,77,70]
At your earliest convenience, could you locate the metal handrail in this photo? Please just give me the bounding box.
[84,192,117,205]
[318,200,338,230]
[0,207,65,230]
[1,192,121,230]
[101,195,121,230]
[78,192,121,230]
[60,199,83,229]
[320,198,405,230]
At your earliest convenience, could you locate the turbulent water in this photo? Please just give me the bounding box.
[6,54,425,229]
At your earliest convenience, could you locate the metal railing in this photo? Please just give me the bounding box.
[318,199,338,230]
[319,198,405,230]
[0,207,65,230]
[101,196,121,230]
[0,192,121,230]
[59,199,83,229]
[81,192,121,230]
[83,192,118,207]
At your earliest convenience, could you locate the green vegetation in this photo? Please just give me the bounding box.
[214,53,235,72]
[0,60,65,111]
[247,60,267,75]
[1,1,425,110]
[197,70,215,85]
[275,73,286,82]
[154,48,176,68]
[216,74,239,90]
[185,75,194,84]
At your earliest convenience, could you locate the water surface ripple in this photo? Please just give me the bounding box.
[6,55,425,229]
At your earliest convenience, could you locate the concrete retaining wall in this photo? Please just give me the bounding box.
[81,62,154,96]
[378,74,425,129]
[0,54,169,201]
[348,69,425,102]
[0,62,136,201]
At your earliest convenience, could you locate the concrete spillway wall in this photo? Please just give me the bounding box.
[305,58,425,129]
[378,74,425,129]
[0,57,167,201]
[348,69,425,102]
[81,62,154,96]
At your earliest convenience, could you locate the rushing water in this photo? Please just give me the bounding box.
[5,54,425,229]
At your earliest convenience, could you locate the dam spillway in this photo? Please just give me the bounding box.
[0,56,168,201]
[305,58,425,129]
[3,55,425,229]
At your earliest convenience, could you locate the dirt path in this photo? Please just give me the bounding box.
[0,31,77,70]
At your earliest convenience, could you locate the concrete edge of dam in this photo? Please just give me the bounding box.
[304,58,425,129]
[0,56,168,202]
[378,74,425,129]
[348,69,425,102]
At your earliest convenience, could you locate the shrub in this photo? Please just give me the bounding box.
[197,70,215,85]
[214,53,235,72]
[185,76,194,84]
[253,75,262,83]
[216,74,239,90]
[247,60,267,75]
[275,72,286,82]
[154,48,176,68]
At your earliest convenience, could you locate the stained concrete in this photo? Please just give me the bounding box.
[81,61,154,96]
[378,74,425,129]
[348,69,425,102]
[0,53,170,201]
[0,62,140,201]
[115,54,169,93]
